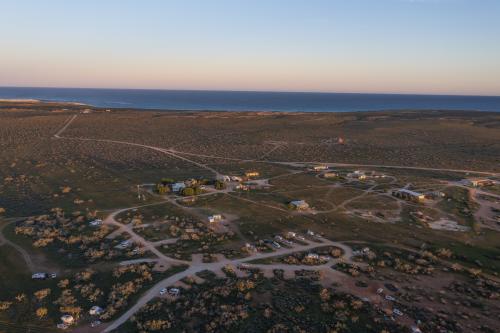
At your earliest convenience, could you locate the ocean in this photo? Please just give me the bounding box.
[1,87,500,113]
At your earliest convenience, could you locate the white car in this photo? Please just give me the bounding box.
[160,288,167,295]
[393,309,403,316]
[168,288,180,296]
[385,295,396,301]
[56,323,69,330]
[377,288,384,294]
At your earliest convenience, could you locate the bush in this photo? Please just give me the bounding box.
[215,180,226,190]
[182,187,195,196]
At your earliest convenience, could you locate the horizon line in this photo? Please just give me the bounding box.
[1,85,499,99]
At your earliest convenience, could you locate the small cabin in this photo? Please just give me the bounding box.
[289,200,309,210]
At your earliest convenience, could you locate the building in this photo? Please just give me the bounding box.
[306,253,319,260]
[217,175,231,182]
[171,182,186,193]
[289,200,309,210]
[463,178,493,187]
[245,171,260,178]
[236,184,249,191]
[313,165,328,171]
[208,214,223,223]
[392,189,425,202]
[348,171,367,180]
[322,172,338,178]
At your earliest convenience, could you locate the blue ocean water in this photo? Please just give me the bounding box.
[1,87,499,112]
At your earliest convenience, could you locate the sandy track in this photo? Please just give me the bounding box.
[0,221,36,273]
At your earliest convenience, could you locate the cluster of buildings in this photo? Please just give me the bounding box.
[347,170,367,180]
[461,178,494,187]
[208,214,223,223]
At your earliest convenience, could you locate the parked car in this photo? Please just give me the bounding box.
[393,308,403,316]
[32,273,47,280]
[168,288,180,296]
[160,288,167,295]
[384,283,399,292]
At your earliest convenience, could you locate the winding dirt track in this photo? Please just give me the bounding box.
[55,115,500,177]
[102,229,355,333]
[48,114,500,332]
[0,221,36,273]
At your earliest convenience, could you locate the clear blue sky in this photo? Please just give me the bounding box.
[1,0,499,95]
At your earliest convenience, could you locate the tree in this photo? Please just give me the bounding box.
[156,183,170,194]
[320,288,330,302]
[215,180,226,190]
[34,288,51,301]
[58,279,70,289]
[182,187,195,196]
[36,307,48,319]
[160,178,175,185]
[0,302,12,311]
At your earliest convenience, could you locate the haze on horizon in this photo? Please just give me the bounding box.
[1,0,499,96]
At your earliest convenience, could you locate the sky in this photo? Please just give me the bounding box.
[0,0,499,96]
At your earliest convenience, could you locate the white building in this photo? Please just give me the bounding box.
[306,253,319,260]
[171,182,186,193]
[208,214,223,223]
[313,165,328,171]
[392,189,425,202]
[462,178,493,187]
[217,175,231,182]
[289,200,309,210]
